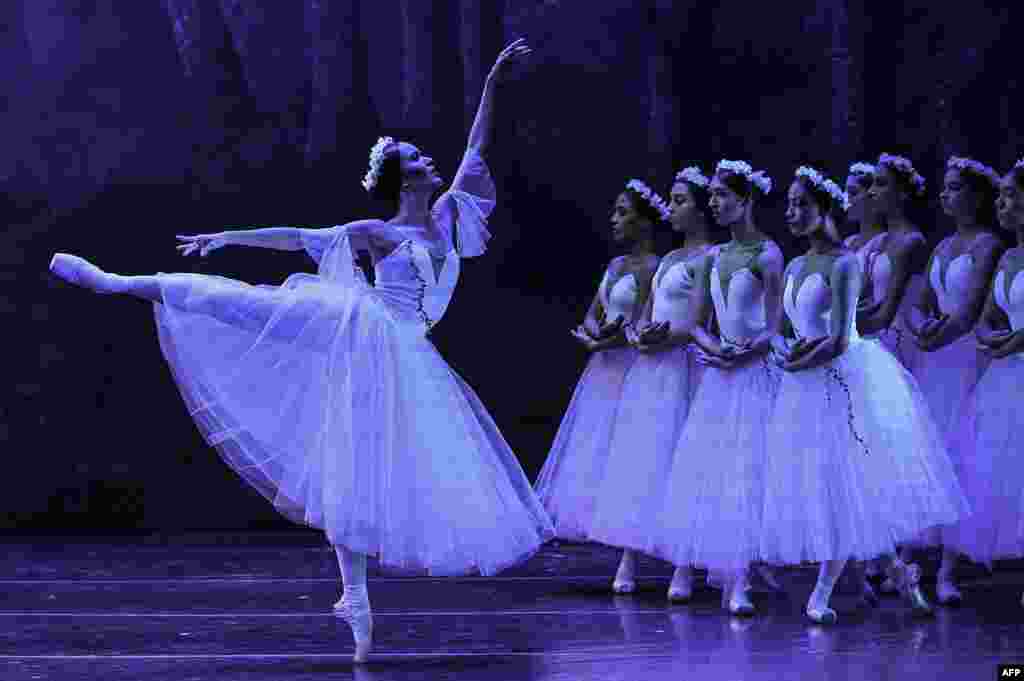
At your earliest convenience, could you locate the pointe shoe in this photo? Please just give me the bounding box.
[805,604,838,624]
[667,569,693,603]
[936,579,962,606]
[612,558,636,594]
[335,595,373,663]
[887,561,933,618]
[727,588,755,616]
[49,253,120,294]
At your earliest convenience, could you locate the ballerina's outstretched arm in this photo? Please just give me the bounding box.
[464,38,532,160]
[176,221,380,261]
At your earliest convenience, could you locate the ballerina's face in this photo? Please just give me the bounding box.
[939,169,978,219]
[397,142,444,192]
[785,180,824,238]
[866,166,905,217]
[845,175,874,223]
[708,175,746,227]
[997,173,1024,230]
[610,192,646,243]
[668,182,700,233]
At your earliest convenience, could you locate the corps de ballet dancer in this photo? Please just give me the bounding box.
[758,166,967,623]
[48,39,555,663]
[847,155,930,373]
[906,155,1005,606]
[949,159,1024,608]
[585,166,717,601]
[534,179,662,562]
[643,160,783,616]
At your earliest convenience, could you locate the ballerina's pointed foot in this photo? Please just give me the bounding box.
[612,555,636,594]
[727,588,756,617]
[667,568,693,603]
[49,253,122,294]
[936,579,962,607]
[335,594,373,663]
[612,578,636,594]
[806,605,838,624]
[888,561,933,617]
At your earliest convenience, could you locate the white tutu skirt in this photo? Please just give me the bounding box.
[644,355,780,572]
[759,340,969,565]
[947,354,1024,563]
[153,271,554,575]
[534,346,639,541]
[915,332,989,444]
[586,346,703,551]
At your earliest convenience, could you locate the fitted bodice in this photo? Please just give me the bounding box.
[994,268,1024,331]
[928,238,982,318]
[599,269,641,323]
[848,233,890,305]
[783,268,859,343]
[374,240,461,331]
[710,246,768,346]
[651,253,705,329]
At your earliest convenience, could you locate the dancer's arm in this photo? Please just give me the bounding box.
[906,241,944,338]
[745,241,785,355]
[664,254,713,348]
[976,255,1012,347]
[769,258,799,362]
[625,262,663,351]
[857,233,925,336]
[466,38,530,158]
[179,222,382,259]
[783,253,860,371]
[916,234,1004,351]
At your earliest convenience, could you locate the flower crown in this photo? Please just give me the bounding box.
[675,166,710,188]
[361,136,395,192]
[625,179,671,221]
[1016,158,1024,171]
[848,162,876,177]
[715,159,773,195]
[947,155,1000,189]
[795,166,850,212]
[878,153,926,197]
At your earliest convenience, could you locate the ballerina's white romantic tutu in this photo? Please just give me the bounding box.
[758,270,968,565]
[150,149,554,575]
[534,268,645,540]
[946,267,1024,564]
[586,253,708,552]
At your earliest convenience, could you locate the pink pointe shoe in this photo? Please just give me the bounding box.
[334,591,373,663]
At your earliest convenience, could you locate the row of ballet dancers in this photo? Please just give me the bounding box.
[535,154,1024,624]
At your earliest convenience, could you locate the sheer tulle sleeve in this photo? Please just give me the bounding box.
[301,226,341,266]
[431,147,496,258]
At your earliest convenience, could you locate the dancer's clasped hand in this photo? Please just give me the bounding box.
[177,233,228,257]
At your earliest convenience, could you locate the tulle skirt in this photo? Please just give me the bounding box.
[915,332,989,446]
[758,339,968,565]
[534,346,639,541]
[153,271,554,575]
[947,354,1024,564]
[586,345,703,551]
[644,354,780,572]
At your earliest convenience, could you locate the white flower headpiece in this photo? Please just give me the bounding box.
[947,155,1000,189]
[795,166,850,212]
[675,166,709,188]
[1015,158,1024,171]
[625,179,671,221]
[715,159,772,195]
[361,136,395,192]
[848,162,876,177]
[878,153,926,197]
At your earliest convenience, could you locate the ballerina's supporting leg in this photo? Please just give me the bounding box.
[806,559,847,624]
[935,547,963,605]
[333,546,373,663]
[613,549,637,594]
[724,566,755,616]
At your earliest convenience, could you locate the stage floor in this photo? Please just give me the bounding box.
[0,535,1021,680]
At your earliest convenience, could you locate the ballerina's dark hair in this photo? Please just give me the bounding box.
[367,142,403,204]
[622,182,669,227]
[793,167,846,243]
[674,167,716,226]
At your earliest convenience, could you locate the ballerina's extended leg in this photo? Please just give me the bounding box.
[806,559,847,624]
[333,546,373,663]
[50,253,166,301]
[612,549,637,594]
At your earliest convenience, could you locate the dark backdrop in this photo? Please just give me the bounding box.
[3,0,1021,532]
